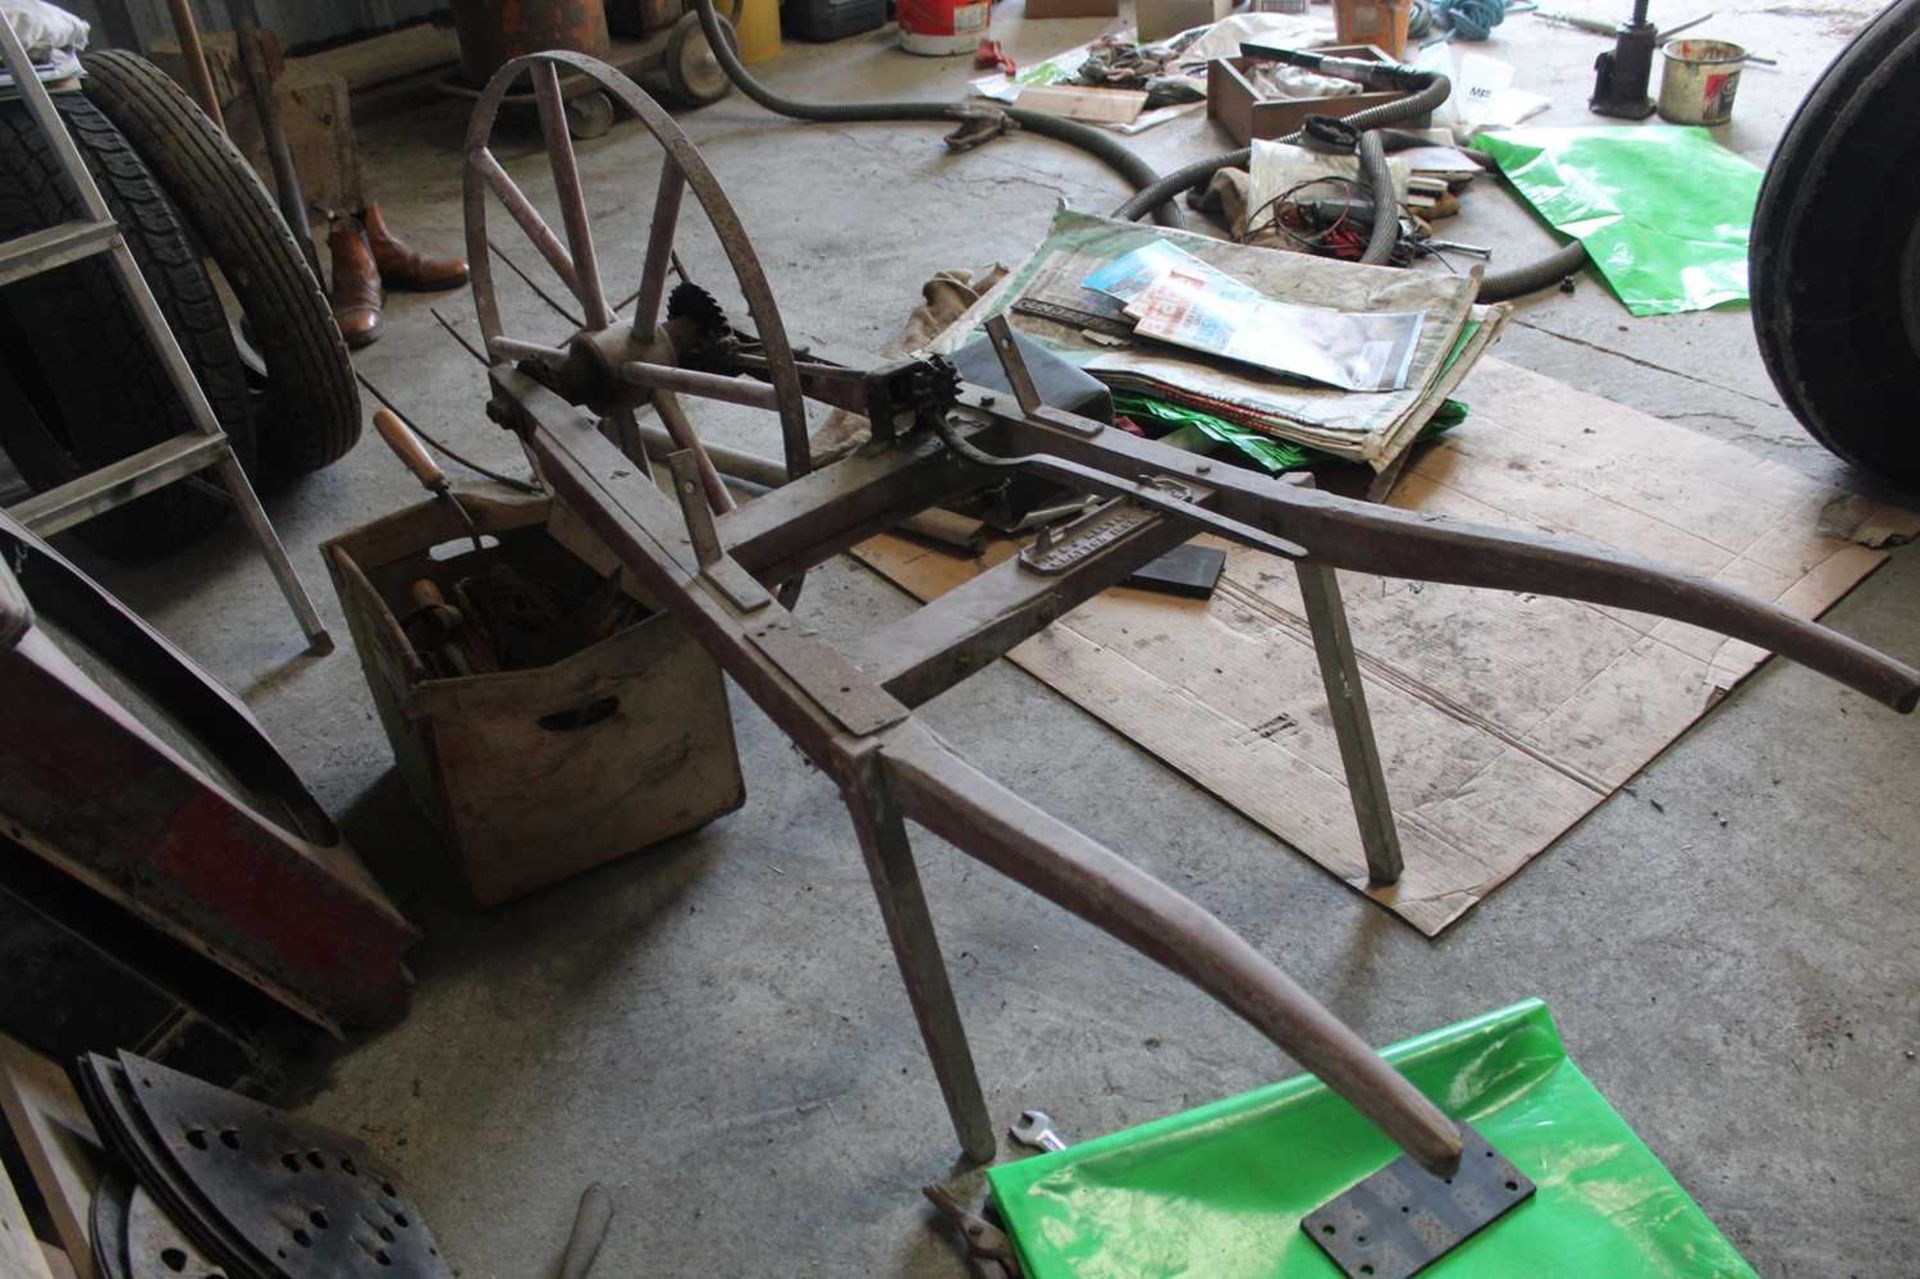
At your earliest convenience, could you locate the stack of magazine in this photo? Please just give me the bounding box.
[927,209,1509,474]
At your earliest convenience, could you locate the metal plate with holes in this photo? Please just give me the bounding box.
[116,1050,454,1279]
[1301,1126,1535,1279]
[749,619,908,737]
[127,1185,227,1279]
[1019,498,1165,574]
[91,1174,135,1279]
[78,1056,268,1274]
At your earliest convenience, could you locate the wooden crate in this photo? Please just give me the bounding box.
[324,489,744,907]
[1206,46,1431,146]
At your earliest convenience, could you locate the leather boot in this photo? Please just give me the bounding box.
[362,204,469,291]
[327,216,383,349]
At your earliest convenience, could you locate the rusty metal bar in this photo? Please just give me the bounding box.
[631,162,686,338]
[225,0,313,273]
[530,61,612,329]
[164,0,225,131]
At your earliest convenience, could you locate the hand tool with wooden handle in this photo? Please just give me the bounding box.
[372,407,485,552]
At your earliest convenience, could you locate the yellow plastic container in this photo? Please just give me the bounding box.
[722,0,783,64]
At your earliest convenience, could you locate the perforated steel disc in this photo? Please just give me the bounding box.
[115,1051,452,1279]
[78,1055,266,1274]
[127,1186,229,1279]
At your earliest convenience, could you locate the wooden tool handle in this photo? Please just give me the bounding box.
[372,408,447,493]
[557,1183,613,1279]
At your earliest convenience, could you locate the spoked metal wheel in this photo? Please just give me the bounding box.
[461,50,812,536]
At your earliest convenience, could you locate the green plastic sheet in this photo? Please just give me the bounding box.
[987,999,1754,1277]
[1471,127,1763,317]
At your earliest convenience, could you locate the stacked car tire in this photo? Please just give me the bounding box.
[0,54,358,557]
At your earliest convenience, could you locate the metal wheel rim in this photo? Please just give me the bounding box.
[460,50,811,482]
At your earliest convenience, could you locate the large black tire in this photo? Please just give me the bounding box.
[0,91,253,557]
[1751,0,1920,483]
[80,50,360,478]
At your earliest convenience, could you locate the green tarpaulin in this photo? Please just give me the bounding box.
[987,999,1753,1277]
[1472,126,1763,317]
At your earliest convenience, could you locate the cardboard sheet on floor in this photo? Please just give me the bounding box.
[852,358,1919,933]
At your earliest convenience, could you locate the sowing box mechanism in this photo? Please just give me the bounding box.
[460,50,1919,1180]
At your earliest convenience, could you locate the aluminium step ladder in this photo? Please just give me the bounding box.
[0,17,330,652]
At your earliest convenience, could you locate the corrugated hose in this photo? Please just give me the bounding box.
[685,2,1588,298]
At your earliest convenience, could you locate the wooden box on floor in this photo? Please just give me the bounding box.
[1207,45,1429,146]
[324,489,744,907]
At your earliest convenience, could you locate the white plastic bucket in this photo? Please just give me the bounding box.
[898,0,990,55]
[1657,39,1746,125]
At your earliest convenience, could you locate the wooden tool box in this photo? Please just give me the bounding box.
[1207,44,1432,145]
[325,488,744,907]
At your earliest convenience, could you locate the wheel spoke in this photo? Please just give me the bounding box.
[472,146,579,296]
[622,358,780,410]
[489,334,570,364]
[531,63,611,330]
[631,161,686,338]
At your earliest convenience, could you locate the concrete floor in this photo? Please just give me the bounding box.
[68,0,1919,1272]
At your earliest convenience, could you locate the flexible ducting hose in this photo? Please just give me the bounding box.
[1354,128,1398,266]
[690,0,1185,229]
[1105,61,1590,294]
[1476,238,1590,301]
[1110,70,1454,223]
[684,13,1587,297]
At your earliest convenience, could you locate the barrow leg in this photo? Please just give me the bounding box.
[845,750,997,1165]
[1296,561,1402,885]
[882,722,1462,1177]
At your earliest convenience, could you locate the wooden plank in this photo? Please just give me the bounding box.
[1,1152,56,1279]
[716,426,989,584]
[0,1036,99,1279]
[852,508,1194,707]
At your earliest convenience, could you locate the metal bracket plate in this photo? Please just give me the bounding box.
[1018,483,1194,575]
[1012,296,1136,340]
[1301,1125,1535,1279]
